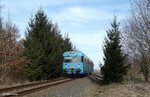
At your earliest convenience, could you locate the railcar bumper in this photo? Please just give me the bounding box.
[63,68,81,74]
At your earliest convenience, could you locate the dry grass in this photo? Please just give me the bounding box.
[79,81,150,97]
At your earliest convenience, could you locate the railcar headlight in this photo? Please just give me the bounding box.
[65,64,67,68]
[78,64,80,68]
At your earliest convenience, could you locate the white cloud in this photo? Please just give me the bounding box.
[1,0,63,9]
[53,6,114,27]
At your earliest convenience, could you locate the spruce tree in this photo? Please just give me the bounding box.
[23,9,73,81]
[23,9,52,80]
[101,16,128,84]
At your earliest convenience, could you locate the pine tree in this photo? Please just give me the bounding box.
[101,16,128,84]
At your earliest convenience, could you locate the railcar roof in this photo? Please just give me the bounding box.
[63,51,84,56]
[63,51,94,65]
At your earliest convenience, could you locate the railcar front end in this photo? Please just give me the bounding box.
[62,51,94,76]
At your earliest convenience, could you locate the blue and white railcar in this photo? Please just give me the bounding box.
[62,51,94,75]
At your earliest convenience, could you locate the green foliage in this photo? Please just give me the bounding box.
[23,9,73,81]
[101,16,128,84]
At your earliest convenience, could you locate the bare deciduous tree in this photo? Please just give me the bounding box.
[0,17,28,83]
[122,0,150,81]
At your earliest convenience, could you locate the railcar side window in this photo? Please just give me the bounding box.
[81,56,83,62]
[72,56,82,62]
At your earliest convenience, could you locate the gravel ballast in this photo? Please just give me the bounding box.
[28,77,94,97]
[78,82,150,97]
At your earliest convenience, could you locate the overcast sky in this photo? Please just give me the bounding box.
[1,0,130,69]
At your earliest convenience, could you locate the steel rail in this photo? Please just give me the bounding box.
[0,77,65,93]
[89,74,103,84]
[11,79,72,97]
[0,78,73,97]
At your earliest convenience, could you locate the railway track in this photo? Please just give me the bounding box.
[0,77,73,97]
[89,74,103,84]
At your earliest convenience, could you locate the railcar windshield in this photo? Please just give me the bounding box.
[64,56,82,63]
